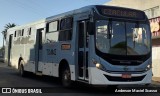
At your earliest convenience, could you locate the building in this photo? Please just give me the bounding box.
[105,0,160,78]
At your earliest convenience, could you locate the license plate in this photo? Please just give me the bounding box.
[122,74,131,78]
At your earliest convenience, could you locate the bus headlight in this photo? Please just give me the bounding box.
[92,59,106,71]
[95,63,106,71]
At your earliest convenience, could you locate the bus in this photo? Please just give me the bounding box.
[5,5,152,87]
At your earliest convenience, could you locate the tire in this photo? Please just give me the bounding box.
[61,67,72,87]
[19,60,25,77]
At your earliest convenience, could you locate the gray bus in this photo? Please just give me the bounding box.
[5,5,152,87]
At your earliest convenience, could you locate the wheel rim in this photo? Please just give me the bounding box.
[64,74,68,80]
[62,70,71,86]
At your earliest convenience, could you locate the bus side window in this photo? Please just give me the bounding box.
[14,31,16,37]
[21,29,24,36]
[59,17,73,41]
[46,21,59,43]
[27,28,32,35]
[16,30,21,37]
[48,21,58,32]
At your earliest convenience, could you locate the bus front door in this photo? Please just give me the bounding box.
[78,21,89,81]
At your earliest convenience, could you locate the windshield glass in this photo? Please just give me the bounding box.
[96,20,151,55]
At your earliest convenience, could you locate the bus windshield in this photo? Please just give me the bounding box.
[96,20,151,56]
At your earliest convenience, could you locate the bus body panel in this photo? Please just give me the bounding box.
[5,20,46,71]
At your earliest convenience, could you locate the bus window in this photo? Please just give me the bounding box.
[27,28,32,35]
[111,21,126,55]
[48,21,58,32]
[21,29,24,36]
[17,30,21,37]
[96,20,110,53]
[126,22,136,53]
[46,21,59,43]
[46,32,59,43]
[14,31,16,37]
[59,17,73,41]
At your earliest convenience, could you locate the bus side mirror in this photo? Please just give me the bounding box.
[88,22,94,35]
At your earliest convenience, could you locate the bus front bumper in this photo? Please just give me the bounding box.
[90,68,152,85]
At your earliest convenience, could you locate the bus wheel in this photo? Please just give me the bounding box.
[61,67,72,87]
[19,61,25,77]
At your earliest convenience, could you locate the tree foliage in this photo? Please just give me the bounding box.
[0,46,4,51]
[1,23,16,40]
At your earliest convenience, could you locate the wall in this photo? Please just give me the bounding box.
[104,0,160,10]
[104,0,143,9]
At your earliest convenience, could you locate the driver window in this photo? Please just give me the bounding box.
[96,20,110,53]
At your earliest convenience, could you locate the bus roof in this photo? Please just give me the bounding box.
[46,5,145,21]
[46,5,94,21]
[7,5,145,32]
[7,19,45,32]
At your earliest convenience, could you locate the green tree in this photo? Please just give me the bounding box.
[1,23,16,58]
[1,23,16,40]
[0,47,4,52]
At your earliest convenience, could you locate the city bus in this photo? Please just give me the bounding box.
[5,5,152,87]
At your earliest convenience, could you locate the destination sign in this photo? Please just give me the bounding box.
[96,6,145,20]
[103,9,137,18]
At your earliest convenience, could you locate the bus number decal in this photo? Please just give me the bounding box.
[46,49,56,55]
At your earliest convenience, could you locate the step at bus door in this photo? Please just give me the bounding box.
[78,21,89,81]
[35,28,44,72]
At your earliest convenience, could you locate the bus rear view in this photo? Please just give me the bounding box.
[89,5,152,85]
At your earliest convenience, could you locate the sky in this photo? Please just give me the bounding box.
[0,0,110,47]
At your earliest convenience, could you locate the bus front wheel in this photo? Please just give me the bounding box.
[61,67,72,87]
